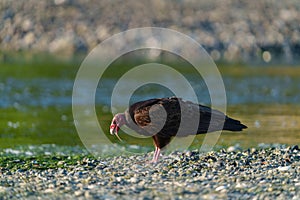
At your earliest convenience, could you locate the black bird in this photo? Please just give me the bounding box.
[110,97,247,162]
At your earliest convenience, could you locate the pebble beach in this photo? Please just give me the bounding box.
[1,145,299,199]
[1,1,300,199]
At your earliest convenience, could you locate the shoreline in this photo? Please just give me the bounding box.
[1,145,299,199]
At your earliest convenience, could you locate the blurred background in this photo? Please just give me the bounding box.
[2,0,300,63]
[1,0,299,152]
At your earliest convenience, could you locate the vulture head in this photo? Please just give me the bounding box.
[110,113,126,141]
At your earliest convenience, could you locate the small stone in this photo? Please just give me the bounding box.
[278,166,291,171]
[227,146,236,152]
[21,19,33,31]
[48,33,75,56]
[235,182,247,189]
[0,186,6,193]
[74,190,83,197]
[44,188,54,193]
[116,177,122,182]
[215,185,227,192]
[54,0,68,5]
[57,161,65,166]
[23,32,35,46]
[129,177,138,183]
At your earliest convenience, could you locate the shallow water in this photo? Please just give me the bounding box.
[2,75,300,107]
[0,57,299,150]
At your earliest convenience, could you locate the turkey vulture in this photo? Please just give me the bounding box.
[110,97,247,162]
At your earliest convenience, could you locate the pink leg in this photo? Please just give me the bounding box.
[151,147,161,163]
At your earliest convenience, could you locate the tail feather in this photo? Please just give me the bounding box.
[223,117,247,131]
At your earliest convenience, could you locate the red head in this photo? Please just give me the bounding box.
[110,113,126,137]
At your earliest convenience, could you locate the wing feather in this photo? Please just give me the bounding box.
[125,97,227,138]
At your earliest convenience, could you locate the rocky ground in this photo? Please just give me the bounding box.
[0,145,299,199]
[1,0,300,63]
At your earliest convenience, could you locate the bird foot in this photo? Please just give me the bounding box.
[146,159,159,164]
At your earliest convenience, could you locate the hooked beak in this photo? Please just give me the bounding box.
[110,124,123,141]
[110,124,119,135]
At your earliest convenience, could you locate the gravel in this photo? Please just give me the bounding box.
[0,145,299,199]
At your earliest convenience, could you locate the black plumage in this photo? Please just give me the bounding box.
[110,97,247,162]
